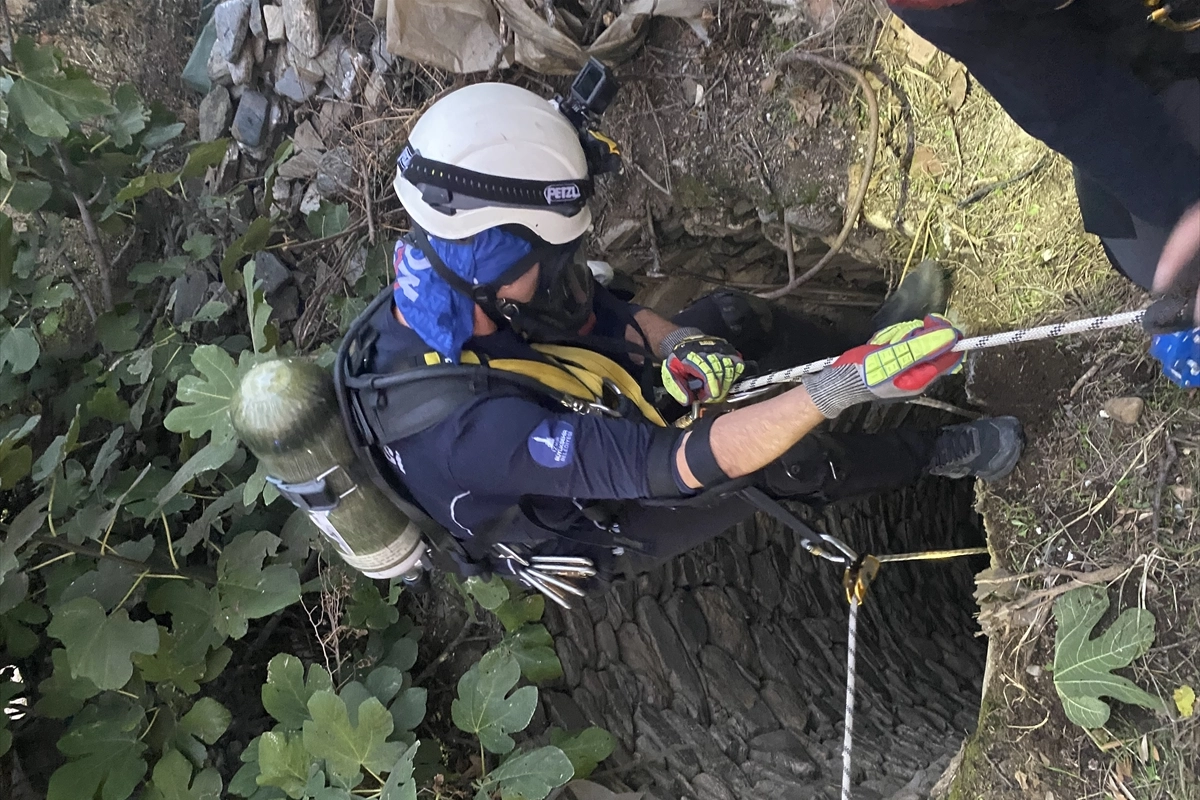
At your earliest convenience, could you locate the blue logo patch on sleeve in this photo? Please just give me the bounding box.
[528,420,575,468]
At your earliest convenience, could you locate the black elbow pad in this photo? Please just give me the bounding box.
[682,416,730,488]
[646,427,687,497]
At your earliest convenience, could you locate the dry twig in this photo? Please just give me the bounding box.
[54,144,115,311]
[757,52,879,299]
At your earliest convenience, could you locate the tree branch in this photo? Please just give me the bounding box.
[52,143,115,312]
[32,535,216,585]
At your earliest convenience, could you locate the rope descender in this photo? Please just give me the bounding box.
[842,554,881,606]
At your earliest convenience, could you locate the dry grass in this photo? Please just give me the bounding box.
[858,15,1199,800]
[863,21,1117,334]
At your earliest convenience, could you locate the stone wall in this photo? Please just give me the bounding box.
[542,466,986,800]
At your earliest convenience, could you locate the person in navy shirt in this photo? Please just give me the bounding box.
[366,80,1024,580]
[890,0,1200,385]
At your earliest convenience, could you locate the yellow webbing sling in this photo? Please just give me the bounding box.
[421,345,667,427]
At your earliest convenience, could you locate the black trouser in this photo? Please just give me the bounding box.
[608,293,939,566]
[1078,79,1200,289]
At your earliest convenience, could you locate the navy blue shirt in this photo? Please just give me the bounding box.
[894,0,1200,230]
[368,285,680,546]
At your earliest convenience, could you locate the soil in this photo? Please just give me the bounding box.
[15,0,202,123]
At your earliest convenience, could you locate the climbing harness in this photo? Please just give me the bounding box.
[728,309,1147,399]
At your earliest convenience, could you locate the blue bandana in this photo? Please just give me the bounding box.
[392,228,534,363]
[1149,328,1200,388]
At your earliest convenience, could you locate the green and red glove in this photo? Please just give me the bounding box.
[659,327,745,405]
[803,315,964,418]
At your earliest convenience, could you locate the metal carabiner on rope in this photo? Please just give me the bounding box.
[740,486,857,565]
[841,555,881,606]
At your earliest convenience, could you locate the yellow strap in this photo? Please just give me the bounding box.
[424,351,481,365]
[418,345,666,427]
[532,344,666,426]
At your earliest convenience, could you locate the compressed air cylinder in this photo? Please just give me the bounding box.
[230,358,426,579]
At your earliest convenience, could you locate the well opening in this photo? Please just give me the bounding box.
[545,228,988,800]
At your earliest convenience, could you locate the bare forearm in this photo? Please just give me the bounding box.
[675,385,826,489]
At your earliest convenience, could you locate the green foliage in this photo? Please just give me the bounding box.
[303,691,404,783]
[263,654,335,729]
[47,701,148,800]
[145,750,223,800]
[1053,586,1163,728]
[452,649,539,755]
[549,728,615,780]
[464,575,511,611]
[163,345,248,443]
[474,746,574,800]
[494,624,564,684]
[214,531,301,639]
[0,40,611,800]
[47,597,161,690]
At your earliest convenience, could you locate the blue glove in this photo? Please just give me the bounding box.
[1149,328,1200,388]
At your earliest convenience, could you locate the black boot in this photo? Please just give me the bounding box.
[927,417,1025,481]
[872,260,948,330]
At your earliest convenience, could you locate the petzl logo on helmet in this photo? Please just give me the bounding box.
[398,145,415,171]
[544,183,582,204]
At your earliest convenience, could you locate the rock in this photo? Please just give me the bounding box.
[207,45,233,86]
[228,48,255,86]
[556,636,583,689]
[635,597,709,724]
[316,34,347,78]
[293,120,325,153]
[248,0,264,37]
[694,586,757,669]
[198,87,233,142]
[760,681,809,737]
[251,251,290,294]
[270,178,293,216]
[315,100,351,142]
[621,623,674,706]
[270,284,300,324]
[281,0,322,57]
[299,182,323,214]
[327,48,369,101]
[275,67,319,103]
[263,3,285,42]
[213,0,251,62]
[171,271,211,325]
[784,204,841,237]
[598,219,641,252]
[252,34,267,64]
[345,248,367,286]
[315,147,352,196]
[690,773,735,800]
[593,620,618,668]
[284,41,325,83]
[183,17,219,93]
[364,69,388,108]
[664,591,708,654]
[277,149,321,179]
[370,33,393,72]
[543,692,590,732]
[1102,396,1143,425]
[231,90,270,149]
[557,607,596,666]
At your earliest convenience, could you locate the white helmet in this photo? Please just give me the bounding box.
[394,83,593,245]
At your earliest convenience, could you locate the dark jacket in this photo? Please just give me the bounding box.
[893,0,1200,232]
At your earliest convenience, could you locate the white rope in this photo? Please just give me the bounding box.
[842,597,860,800]
[730,309,1146,397]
